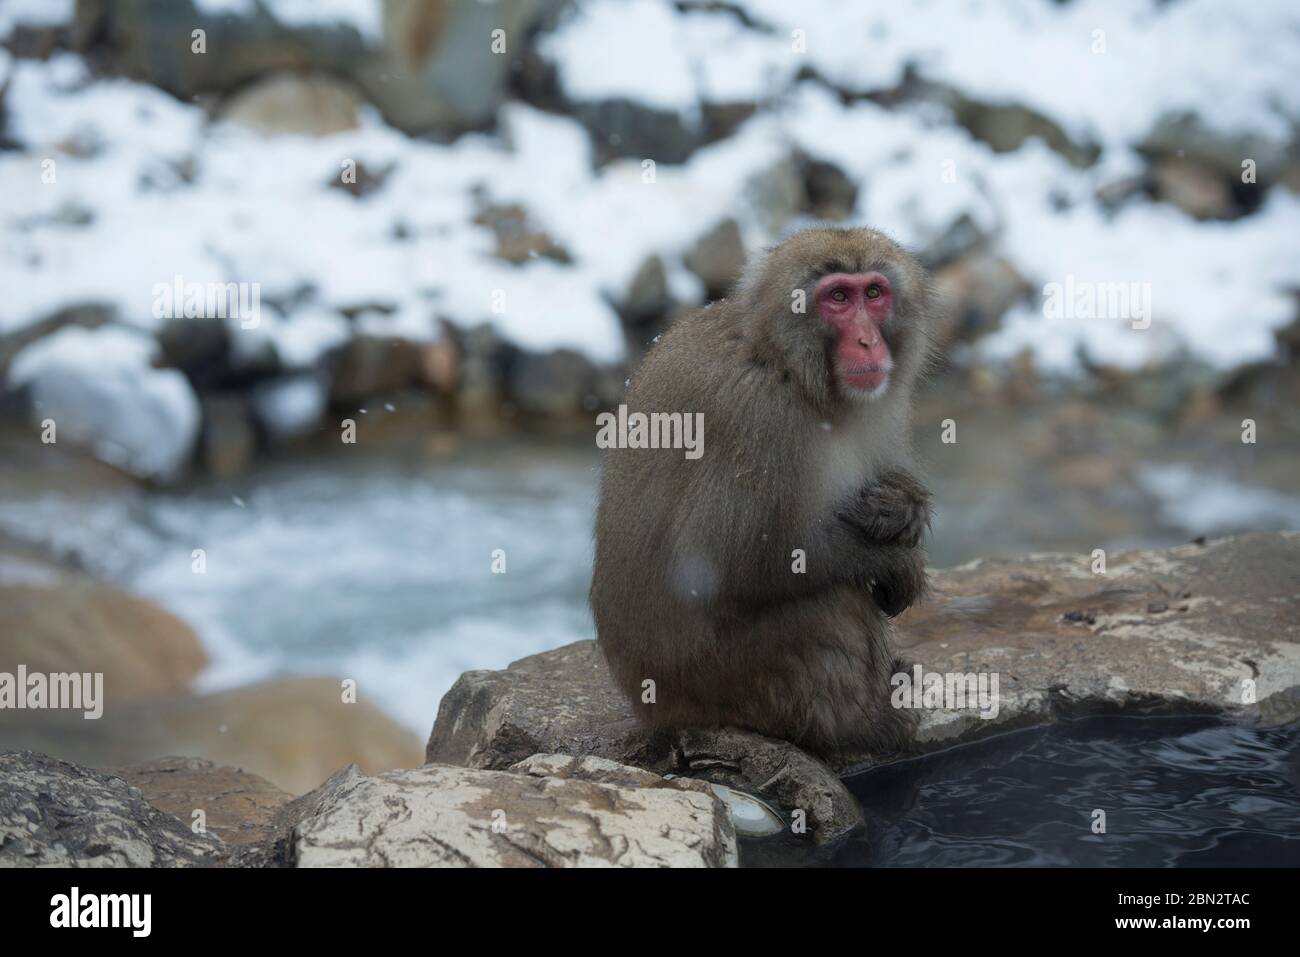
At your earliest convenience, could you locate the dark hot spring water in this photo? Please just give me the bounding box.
[744,716,1300,867]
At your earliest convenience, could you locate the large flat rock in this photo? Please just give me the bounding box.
[895,531,1300,755]
[427,533,1300,809]
[289,761,737,868]
[426,639,863,845]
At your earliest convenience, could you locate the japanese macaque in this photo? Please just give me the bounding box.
[591,227,937,759]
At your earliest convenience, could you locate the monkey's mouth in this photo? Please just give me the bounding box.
[841,365,890,393]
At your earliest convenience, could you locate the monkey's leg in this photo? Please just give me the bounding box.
[726,593,917,757]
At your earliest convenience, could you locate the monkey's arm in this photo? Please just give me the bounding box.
[678,479,926,620]
[836,468,932,616]
[838,468,932,549]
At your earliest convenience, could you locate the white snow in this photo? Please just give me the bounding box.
[1139,465,1300,535]
[0,0,73,38]
[546,0,1300,148]
[0,2,1298,380]
[8,325,201,480]
[194,0,382,42]
[251,374,329,439]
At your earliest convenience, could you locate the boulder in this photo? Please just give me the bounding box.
[620,254,672,323]
[199,394,256,478]
[359,0,545,134]
[950,96,1100,168]
[289,761,738,867]
[510,752,709,797]
[886,531,1300,761]
[108,756,292,847]
[800,155,859,221]
[444,322,511,425]
[83,0,544,135]
[474,204,571,265]
[743,153,808,234]
[0,302,114,385]
[1141,112,1288,198]
[0,751,223,867]
[571,99,707,166]
[933,251,1033,343]
[216,72,363,137]
[683,219,746,301]
[428,534,1300,835]
[0,676,425,796]
[329,336,423,403]
[156,316,231,388]
[427,639,647,770]
[1150,156,1237,220]
[0,581,207,701]
[507,348,600,419]
[5,325,201,482]
[426,639,863,844]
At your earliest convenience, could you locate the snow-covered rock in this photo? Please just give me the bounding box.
[7,325,201,481]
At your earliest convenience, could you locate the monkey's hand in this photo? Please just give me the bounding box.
[869,544,928,618]
[841,469,932,549]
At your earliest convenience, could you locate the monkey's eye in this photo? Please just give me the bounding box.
[865,284,882,300]
[830,289,848,302]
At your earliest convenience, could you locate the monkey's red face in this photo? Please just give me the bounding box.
[815,272,894,397]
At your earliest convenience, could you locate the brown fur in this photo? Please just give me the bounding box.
[591,227,938,758]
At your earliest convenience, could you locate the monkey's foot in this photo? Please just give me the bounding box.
[671,726,863,846]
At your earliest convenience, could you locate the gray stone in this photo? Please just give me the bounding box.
[572,99,707,166]
[157,316,231,389]
[216,72,364,137]
[474,203,571,265]
[84,0,546,135]
[509,753,783,839]
[289,762,738,867]
[0,751,223,867]
[801,155,859,221]
[620,255,671,322]
[199,395,256,478]
[428,534,1300,837]
[1151,156,1237,221]
[0,302,114,385]
[933,251,1032,343]
[508,348,599,419]
[426,640,863,844]
[359,0,545,134]
[330,336,423,403]
[684,219,746,301]
[882,531,1300,763]
[744,154,808,234]
[6,325,201,482]
[951,96,1100,168]
[108,757,293,848]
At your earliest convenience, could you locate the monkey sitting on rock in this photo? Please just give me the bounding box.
[591,227,936,759]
